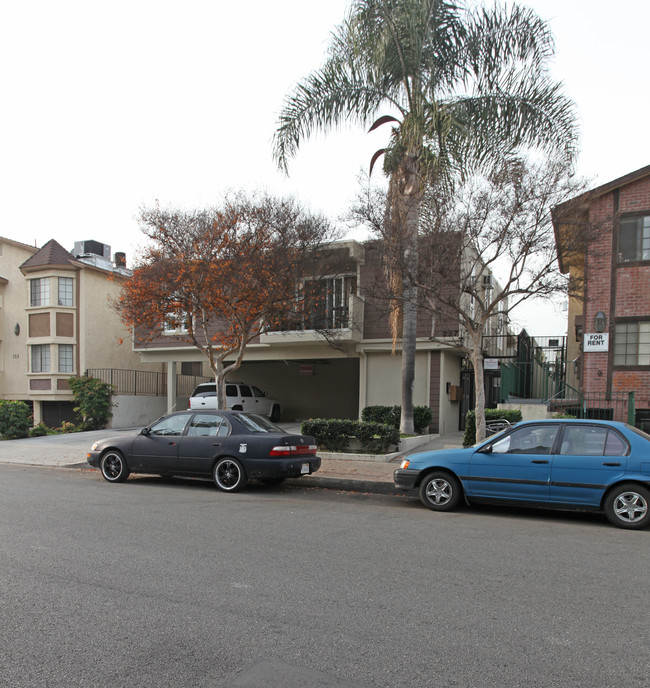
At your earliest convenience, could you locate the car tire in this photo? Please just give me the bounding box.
[604,483,650,529]
[418,471,462,511]
[213,457,247,492]
[100,450,130,483]
[270,404,281,422]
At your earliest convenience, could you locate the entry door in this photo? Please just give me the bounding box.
[468,424,559,501]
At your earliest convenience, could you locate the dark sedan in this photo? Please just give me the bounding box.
[394,419,650,529]
[87,411,320,492]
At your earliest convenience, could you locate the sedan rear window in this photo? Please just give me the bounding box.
[235,413,282,433]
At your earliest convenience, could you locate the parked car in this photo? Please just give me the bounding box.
[87,410,319,492]
[189,382,281,421]
[394,419,650,529]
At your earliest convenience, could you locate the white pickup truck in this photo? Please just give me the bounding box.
[189,382,281,422]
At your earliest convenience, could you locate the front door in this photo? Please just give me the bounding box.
[468,424,560,502]
[130,413,192,472]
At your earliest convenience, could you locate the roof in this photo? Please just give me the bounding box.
[19,239,78,272]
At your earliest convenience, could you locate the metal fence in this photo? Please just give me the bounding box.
[86,369,212,397]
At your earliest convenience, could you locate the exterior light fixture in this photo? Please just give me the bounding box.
[14,323,20,336]
[594,311,607,333]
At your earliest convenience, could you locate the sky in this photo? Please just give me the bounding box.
[1,0,648,335]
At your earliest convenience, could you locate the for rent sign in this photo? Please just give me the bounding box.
[584,333,609,352]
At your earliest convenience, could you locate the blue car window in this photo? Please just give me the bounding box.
[493,425,558,455]
[560,426,608,456]
[604,431,628,456]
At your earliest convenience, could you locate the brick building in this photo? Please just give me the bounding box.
[553,164,650,424]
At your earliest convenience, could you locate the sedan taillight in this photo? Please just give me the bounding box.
[269,445,317,457]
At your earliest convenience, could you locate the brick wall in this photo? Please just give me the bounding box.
[583,174,650,410]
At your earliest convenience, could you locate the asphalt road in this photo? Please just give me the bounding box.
[1,464,648,688]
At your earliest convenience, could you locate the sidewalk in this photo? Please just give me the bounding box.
[0,427,465,495]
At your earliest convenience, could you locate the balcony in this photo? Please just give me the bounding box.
[260,295,364,345]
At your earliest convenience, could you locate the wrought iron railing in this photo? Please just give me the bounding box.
[85,369,211,397]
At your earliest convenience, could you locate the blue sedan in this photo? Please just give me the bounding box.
[394,419,650,529]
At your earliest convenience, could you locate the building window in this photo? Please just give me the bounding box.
[58,277,74,306]
[58,344,74,373]
[163,312,190,334]
[31,344,51,372]
[618,215,650,262]
[30,278,50,307]
[614,322,650,365]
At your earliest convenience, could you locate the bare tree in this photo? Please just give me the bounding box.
[353,157,587,441]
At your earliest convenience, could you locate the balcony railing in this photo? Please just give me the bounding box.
[260,295,364,344]
[85,369,211,397]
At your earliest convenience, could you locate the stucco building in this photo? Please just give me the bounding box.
[0,237,164,426]
[133,240,506,433]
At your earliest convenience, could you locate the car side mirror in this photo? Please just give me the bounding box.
[140,427,150,436]
[479,444,492,454]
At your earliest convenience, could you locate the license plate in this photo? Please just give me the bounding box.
[301,463,310,474]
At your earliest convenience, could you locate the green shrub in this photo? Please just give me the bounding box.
[68,375,115,430]
[301,418,399,453]
[0,400,33,439]
[462,408,523,446]
[362,405,433,434]
[29,422,49,437]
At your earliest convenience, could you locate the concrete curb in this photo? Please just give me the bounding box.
[286,476,399,495]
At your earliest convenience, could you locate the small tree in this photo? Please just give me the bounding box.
[0,400,32,439]
[115,193,335,408]
[68,375,115,430]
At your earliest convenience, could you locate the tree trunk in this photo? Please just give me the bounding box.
[470,337,487,443]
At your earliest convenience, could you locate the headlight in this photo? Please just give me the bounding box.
[91,443,98,451]
[400,459,410,469]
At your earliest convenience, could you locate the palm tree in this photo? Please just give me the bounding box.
[273,0,577,434]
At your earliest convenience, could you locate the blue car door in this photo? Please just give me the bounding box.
[550,424,628,506]
[468,424,560,502]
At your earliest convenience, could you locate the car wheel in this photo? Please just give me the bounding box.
[213,457,247,492]
[270,404,281,422]
[100,450,130,483]
[604,483,650,529]
[418,471,462,511]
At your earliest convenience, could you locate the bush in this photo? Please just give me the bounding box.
[29,422,49,437]
[0,400,33,439]
[68,375,115,430]
[301,419,400,453]
[462,408,523,447]
[362,405,433,434]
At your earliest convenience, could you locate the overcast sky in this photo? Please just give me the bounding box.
[1,0,648,334]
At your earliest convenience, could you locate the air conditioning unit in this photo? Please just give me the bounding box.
[73,240,111,260]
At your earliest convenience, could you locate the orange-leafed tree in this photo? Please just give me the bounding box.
[116,193,334,409]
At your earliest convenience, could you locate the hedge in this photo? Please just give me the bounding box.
[462,408,523,447]
[301,419,400,454]
[0,400,33,439]
[362,405,433,434]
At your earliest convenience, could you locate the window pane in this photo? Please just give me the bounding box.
[32,344,50,372]
[560,426,607,456]
[495,425,558,455]
[604,431,628,457]
[239,385,252,397]
[58,344,74,372]
[187,413,227,437]
[150,413,191,436]
[58,277,73,306]
[225,385,237,397]
[30,278,50,307]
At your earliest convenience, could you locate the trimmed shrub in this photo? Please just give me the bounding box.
[29,422,49,437]
[0,400,33,439]
[68,375,115,430]
[301,419,399,453]
[362,405,433,434]
[462,408,523,447]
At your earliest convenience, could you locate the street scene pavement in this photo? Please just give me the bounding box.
[0,425,466,493]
